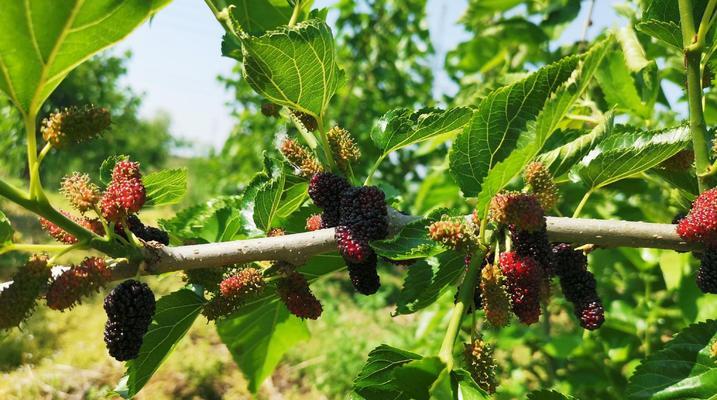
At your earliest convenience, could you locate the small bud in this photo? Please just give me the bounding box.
[267,227,285,237]
[327,126,361,172]
[261,102,281,117]
[523,162,558,210]
[41,105,110,148]
[280,138,323,178]
[305,214,323,231]
[61,172,101,213]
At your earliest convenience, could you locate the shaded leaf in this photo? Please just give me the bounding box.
[452,369,492,399]
[353,344,422,400]
[627,319,717,399]
[392,357,445,400]
[395,252,467,316]
[527,390,577,400]
[0,210,13,245]
[370,217,446,261]
[216,300,310,394]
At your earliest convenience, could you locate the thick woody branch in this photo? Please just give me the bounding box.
[114,215,695,280]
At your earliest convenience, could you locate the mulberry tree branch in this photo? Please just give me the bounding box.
[105,214,697,281]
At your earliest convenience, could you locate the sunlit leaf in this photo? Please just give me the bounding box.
[575,125,691,190]
[143,168,187,206]
[449,54,579,197]
[0,0,169,115]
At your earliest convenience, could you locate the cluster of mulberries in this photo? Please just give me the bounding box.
[46,257,111,311]
[61,172,101,213]
[427,217,478,252]
[697,251,717,293]
[489,192,544,232]
[100,160,146,223]
[41,105,111,148]
[308,173,389,295]
[103,280,156,361]
[464,336,498,394]
[124,215,169,245]
[305,214,323,231]
[523,162,558,210]
[280,138,323,178]
[327,126,361,173]
[277,271,322,319]
[499,252,544,325]
[0,255,51,330]
[203,268,266,320]
[551,244,604,330]
[40,211,104,244]
[480,263,511,327]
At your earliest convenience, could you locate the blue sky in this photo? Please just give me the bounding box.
[114,0,624,154]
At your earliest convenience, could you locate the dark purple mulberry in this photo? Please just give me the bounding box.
[347,252,381,295]
[698,250,717,294]
[103,279,156,361]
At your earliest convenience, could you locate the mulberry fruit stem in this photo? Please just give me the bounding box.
[288,0,304,27]
[572,189,593,218]
[24,113,43,200]
[364,154,387,186]
[316,117,337,172]
[0,243,71,256]
[439,250,484,369]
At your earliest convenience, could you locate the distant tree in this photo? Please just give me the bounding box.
[0,52,177,184]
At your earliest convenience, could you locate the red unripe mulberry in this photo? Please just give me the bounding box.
[277,271,322,320]
[219,268,265,300]
[335,225,372,264]
[112,160,142,181]
[46,257,111,311]
[489,192,545,232]
[677,188,717,245]
[100,170,146,223]
[40,211,104,244]
[499,252,543,325]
